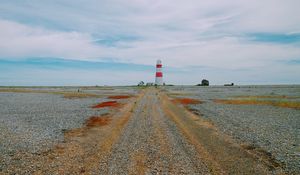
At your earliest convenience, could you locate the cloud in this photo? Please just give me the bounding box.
[0,0,300,84]
[231,0,300,33]
[0,20,111,60]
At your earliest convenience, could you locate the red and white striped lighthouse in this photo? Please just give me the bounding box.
[155,59,163,85]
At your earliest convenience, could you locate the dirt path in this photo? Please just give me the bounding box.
[99,88,209,174]
[2,88,284,174]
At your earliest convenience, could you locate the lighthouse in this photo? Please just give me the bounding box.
[155,59,163,85]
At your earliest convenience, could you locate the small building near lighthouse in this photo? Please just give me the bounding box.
[155,60,163,85]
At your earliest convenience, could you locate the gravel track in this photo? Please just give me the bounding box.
[100,89,209,174]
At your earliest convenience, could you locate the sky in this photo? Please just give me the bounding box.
[0,0,300,85]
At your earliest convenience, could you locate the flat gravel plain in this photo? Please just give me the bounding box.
[0,86,299,174]
[0,92,106,153]
[0,90,113,172]
[166,85,300,174]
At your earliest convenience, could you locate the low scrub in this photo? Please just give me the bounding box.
[0,88,103,98]
[233,95,300,99]
[214,98,300,109]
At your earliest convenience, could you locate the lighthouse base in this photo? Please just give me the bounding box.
[155,77,163,85]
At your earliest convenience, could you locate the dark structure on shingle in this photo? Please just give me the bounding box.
[196,79,209,86]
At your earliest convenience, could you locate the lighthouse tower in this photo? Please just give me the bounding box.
[155,59,163,85]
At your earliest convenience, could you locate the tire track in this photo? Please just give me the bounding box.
[160,90,285,175]
[101,88,209,174]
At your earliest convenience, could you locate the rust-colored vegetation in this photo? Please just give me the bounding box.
[108,95,132,99]
[62,114,113,140]
[92,101,121,108]
[85,116,112,127]
[172,98,202,105]
[214,99,300,109]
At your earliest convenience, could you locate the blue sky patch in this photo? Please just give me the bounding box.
[0,58,154,72]
[247,33,300,44]
[93,34,141,47]
[279,59,300,65]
